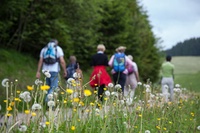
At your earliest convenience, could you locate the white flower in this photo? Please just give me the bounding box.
[197,126,200,130]
[47,94,54,100]
[35,79,43,85]
[114,84,121,90]
[137,82,142,85]
[18,125,27,132]
[126,98,133,105]
[48,101,55,107]
[23,95,31,102]
[67,78,75,85]
[111,92,118,97]
[123,113,127,117]
[146,88,151,93]
[40,122,46,128]
[42,70,51,78]
[145,84,150,89]
[1,78,9,87]
[32,103,42,111]
[105,90,110,96]
[120,100,125,105]
[95,108,100,113]
[20,91,31,102]
[73,72,81,79]
[145,130,151,133]
[108,83,114,88]
[175,84,180,88]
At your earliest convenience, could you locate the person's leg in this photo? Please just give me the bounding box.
[118,72,127,92]
[168,78,174,101]
[98,84,105,101]
[124,76,129,97]
[46,72,59,101]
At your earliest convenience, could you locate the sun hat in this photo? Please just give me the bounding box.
[97,44,106,51]
[116,46,126,52]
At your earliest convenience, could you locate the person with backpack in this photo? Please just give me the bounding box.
[36,39,67,101]
[65,55,78,80]
[124,55,140,98]
[89,44,112,101]
[108,46,132,93]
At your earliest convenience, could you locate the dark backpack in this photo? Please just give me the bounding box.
[113,53,126,72]
[66,63,77,79]
[43,42,57,64]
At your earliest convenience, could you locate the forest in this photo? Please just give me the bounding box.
[0,0,161,82]
[165,37,200,56]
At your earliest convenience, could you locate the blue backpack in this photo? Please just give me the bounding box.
[113,53,126,72]
[66,63,77,79]
[43,42,57,64]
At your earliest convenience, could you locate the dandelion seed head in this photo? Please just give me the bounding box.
[197,126,200,130]
[47,101,55,107]
[108,83,114,88]
[105,90,110,96]
[18,125,27,132]
[1,78,9,87]
[137,82,142,85]
[32,103,42,111]
[145,130,151,133]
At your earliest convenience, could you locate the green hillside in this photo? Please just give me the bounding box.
[172,56,200,92]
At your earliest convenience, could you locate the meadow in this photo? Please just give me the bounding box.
[0,50,200,133]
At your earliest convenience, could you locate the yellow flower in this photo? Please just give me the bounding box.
[139,114,142,117]
[90,102,95,106]
[156,126,161,130]
[134,126,138,128]
[16,90,21,94]
[10,102,15,106]
[191,112,195,117]
[4,100,7,103]
[64,100,67,104]
[113,103,116,106]
[66,89,74,94]
[14,98,20,101]
[104,97,108,101]
[94,91,97,94]
[31,112,36,116]
[169,121,172,124]
[73,98,80,102]
[157,118,161,121]
[73,108,77,112]
[71,126,76,131]
[45,121,50,125]
[27,85,34,91]
[61,91,64,95]
[84,89,92,96]
[79,101,84,106]
[40,85,50,90]
[163,127,167,130]
[103,88,107,90]
[6,113,12,117]
[25,110,30,114]
[7,106,12,111]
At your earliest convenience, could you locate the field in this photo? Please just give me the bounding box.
[172,56,200,92]
[0,50,200,132]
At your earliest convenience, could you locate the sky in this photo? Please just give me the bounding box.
[139,0,200,50]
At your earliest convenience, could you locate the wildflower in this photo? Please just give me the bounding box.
[73,98,80,102]
[146,88,151,93]
[137,82,142,85]
[35,79,43,85]
[114,84,122,90]
[40,85,50,90]
[79,101,84,106]
[145,130,151,133]
[48,101,55,107]
[45,121,50,125]
[191,112,195,117]
[84,89,92,96]
[17,90,20,94]
[156,125,160,130]
[31,112,36,116]
[67,78,75,85]
[197,126,200,130]
[40,122,46,128]
[42,70,51,78]
[105,90,110,96]
[25,110,30,114]
[18,125,27,132]
[64,100,67,104]
[139,114,142,117]
[14,98,20,101]
[163,127,167,130]
[73,91,78,98]
[7,106,12,111]
[111,92,118,97]
[175,84,180,88]
[61,91,64,95]
[73,72,81,79]
[103,87,107,91]
[120,100,125,105]
[157,118,161,121]
[27,85,34,91]
[104,97,108,101]
[66,89,74,94]
[71,126,75,131]
[168,121,172,124]
[95,108,100,113]
[32,103,42,111]
[73,108,77,112]
[6,113,12,117]
[47,94,54,100]
[94,90,97,94]
[1,78,9,87]
[90,102,95,106]
[108,83,114,88]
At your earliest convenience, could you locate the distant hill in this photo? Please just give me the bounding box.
[164,37,200,56]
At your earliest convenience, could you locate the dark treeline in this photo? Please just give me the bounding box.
[0,0,161,82]
[165,37,200,56]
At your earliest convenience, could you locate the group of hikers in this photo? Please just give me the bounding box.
[36,39,175,102]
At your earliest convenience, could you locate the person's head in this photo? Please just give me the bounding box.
[127,55,133,61]
[50,39,58,45]
[166,55,172,61]
[116,46,126,53]
[69,56,77,63]
[97,44,106,52]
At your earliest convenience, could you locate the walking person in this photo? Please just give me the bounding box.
[124,55,140,98]
[161,55,175,101]
[65,55,79,80]
[108,46,132,93]
[36,39,67,101]
[90,44,112,101]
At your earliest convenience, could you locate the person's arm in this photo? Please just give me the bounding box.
[59,56,67,78]
[108,55,114,67]
[36,57,43,79]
